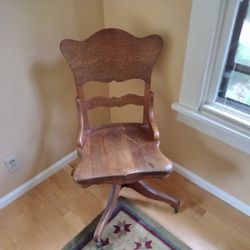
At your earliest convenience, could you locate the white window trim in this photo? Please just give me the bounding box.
[172,0,250,154]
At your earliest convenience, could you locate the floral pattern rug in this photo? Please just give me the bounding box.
[63,197,191,250]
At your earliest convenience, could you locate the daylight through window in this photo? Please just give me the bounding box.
[217,0,250,114]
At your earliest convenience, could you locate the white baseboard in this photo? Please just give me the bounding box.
[0,151,78,209]
[173,161,250,216]
[1,151,249,216]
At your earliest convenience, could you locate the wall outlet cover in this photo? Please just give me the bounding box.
[4,154,19,173]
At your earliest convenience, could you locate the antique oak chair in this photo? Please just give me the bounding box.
[60,28,180,244]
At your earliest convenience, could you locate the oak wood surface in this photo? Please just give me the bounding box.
[85,94,144,110]
[60,28,163,131]
[93,185,121,244]
[125,180,180,213]
[0,166,249,250]
[61,28,167,187]
[72,124,172,185]
[60,28,180,243]
[60,28,163,85]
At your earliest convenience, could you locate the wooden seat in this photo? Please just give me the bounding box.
[60,28,180,246]
[73,123,172,185]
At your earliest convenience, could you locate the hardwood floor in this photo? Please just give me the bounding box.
[0,165,249,250]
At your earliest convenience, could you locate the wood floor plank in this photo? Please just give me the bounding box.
[0,166,249,250]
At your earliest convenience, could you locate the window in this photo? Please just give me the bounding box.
[217,0,250,113]
[172,0,250,154]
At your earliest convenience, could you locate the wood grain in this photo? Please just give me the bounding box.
[148,91,160,141]
[60,28,162,85]
[60,28,163,131]
[72,124,172,185]
[60,28,180,243]
[93,185,121,244]
[60,28,170,187]
[125,180,180,213]
[85,94,144,110]
[0,166,249,250]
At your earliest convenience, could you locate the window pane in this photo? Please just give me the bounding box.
[217,0,250,113]
[225,71,250,105]
[235,4,250,66]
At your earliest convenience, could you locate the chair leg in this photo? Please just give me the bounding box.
[93,184,121,245]
[125,180,180,213]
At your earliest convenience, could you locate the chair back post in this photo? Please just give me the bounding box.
[76,86,89,129]
[143,82,151,125]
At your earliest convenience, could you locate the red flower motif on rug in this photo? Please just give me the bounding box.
[113,220,132,237]
[134,237,153,249]
[63,198,192,250]
[98,238,114,250]
[100,238,110,246]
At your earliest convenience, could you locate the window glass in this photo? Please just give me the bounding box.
[225,72,250,106]
[217,0,250,112]
[235,5,250,66]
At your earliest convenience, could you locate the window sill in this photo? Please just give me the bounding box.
[172,102,250,154]
[201,103,250,129]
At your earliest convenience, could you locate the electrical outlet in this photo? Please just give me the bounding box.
[4,154,19,173]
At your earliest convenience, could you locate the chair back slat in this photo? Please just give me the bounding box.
[85,94,144,110]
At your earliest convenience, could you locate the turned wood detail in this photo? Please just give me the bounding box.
[75,97,85,148]
[148,91,160,141]
[93,185,121,244]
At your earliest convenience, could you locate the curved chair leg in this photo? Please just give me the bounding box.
[125,180,180,213]
[93,184,121,245]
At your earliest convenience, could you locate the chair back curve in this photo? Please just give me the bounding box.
[60,28,163,129]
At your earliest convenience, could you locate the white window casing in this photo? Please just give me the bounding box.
[172,0,250,154]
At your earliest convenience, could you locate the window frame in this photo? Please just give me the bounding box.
[172,0,250,154]
[217,0,250,113]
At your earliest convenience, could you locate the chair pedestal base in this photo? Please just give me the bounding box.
[124,180,180,213]
[93,185,121,244]
[93,181,180,244]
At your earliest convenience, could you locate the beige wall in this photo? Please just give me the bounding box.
[1,0,249,206]
[0,0,109,197]
[103,0,250,204]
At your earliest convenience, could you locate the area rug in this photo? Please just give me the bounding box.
[63,197,191,250]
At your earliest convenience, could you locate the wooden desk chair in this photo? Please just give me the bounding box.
[60,28,180,245]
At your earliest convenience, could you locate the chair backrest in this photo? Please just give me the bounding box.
[60,28,163,129]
